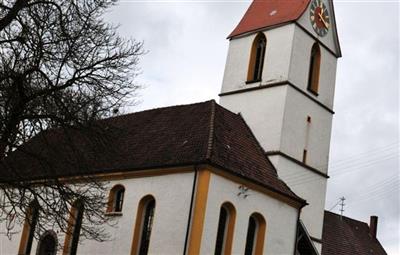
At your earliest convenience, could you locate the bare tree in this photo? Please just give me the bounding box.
[0,0,143,244]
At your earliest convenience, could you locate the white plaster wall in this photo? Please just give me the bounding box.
[220,83,333,175]
[221,25,295,93]
[200,173,299,255]
[80,172,195,255]
[289,25,338,109]
[262,25,295,84]
[221,22,338,112]
[0,189,42,255]
[281,86,333,174]
[220,22,337,168]
[296,0,340,56]
[0,219,24,255]
[0,172,195,255]
[221,34,252,92]
[270,155,327,254]
[219,86,288,151]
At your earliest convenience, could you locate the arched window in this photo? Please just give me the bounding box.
[18,201,39,255]
[307,43,321,95]
[63,200,84,255]
[131,195,156,255]
[247,33,267,82]
[107,185,125,213]
[214,202,236,255]
[244,213,266,255]
[36,231,57,255]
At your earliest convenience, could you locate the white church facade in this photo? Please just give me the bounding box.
[0,0,388,255]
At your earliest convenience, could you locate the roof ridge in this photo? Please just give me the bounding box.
[324,210,369,225]
[206,100,216,160]
[102,100,214,122]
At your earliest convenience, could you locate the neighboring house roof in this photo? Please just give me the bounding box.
[322,211,387,255]
[229,0,310,38]
[0,100,304,204]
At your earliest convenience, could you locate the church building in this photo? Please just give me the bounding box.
[0,0,388,254]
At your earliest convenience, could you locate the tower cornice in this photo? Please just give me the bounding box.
[219,80,335,114]
[266,151,330,178]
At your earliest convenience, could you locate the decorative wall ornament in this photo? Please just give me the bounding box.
[0,213,18,240]
[237,185,250,199]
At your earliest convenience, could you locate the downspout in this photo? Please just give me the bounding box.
[183,165,198,255]
[293,208,301,255]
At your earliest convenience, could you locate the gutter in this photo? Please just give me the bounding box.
[293,208,301,255]
[183,165,198,255]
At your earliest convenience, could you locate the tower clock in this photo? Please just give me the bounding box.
[310,0,330,36]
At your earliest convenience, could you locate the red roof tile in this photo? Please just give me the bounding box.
[322,211,387,255]
[0,101,304,204]
[229,0,310,38]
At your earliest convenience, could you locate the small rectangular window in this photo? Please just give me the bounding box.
[303,150,308,164]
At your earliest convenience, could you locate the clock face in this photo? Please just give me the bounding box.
[310,0,330,37]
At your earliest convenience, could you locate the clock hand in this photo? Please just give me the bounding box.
[318,13,329,29]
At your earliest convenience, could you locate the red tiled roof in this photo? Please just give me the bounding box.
[229,0,311,38]
[0,101,304,204]
[322,211,387,255]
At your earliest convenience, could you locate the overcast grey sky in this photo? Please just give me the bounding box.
[106,1,399,253]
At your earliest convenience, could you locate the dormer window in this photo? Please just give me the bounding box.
[107,185,125,213]
[307,43,321,95]
[247,33,267,83]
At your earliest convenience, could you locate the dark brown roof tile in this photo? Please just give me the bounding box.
[0,100,303,204]
[322,211,387,255]
[229,0,310,38]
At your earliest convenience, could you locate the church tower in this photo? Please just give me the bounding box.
[219,0,341,252]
